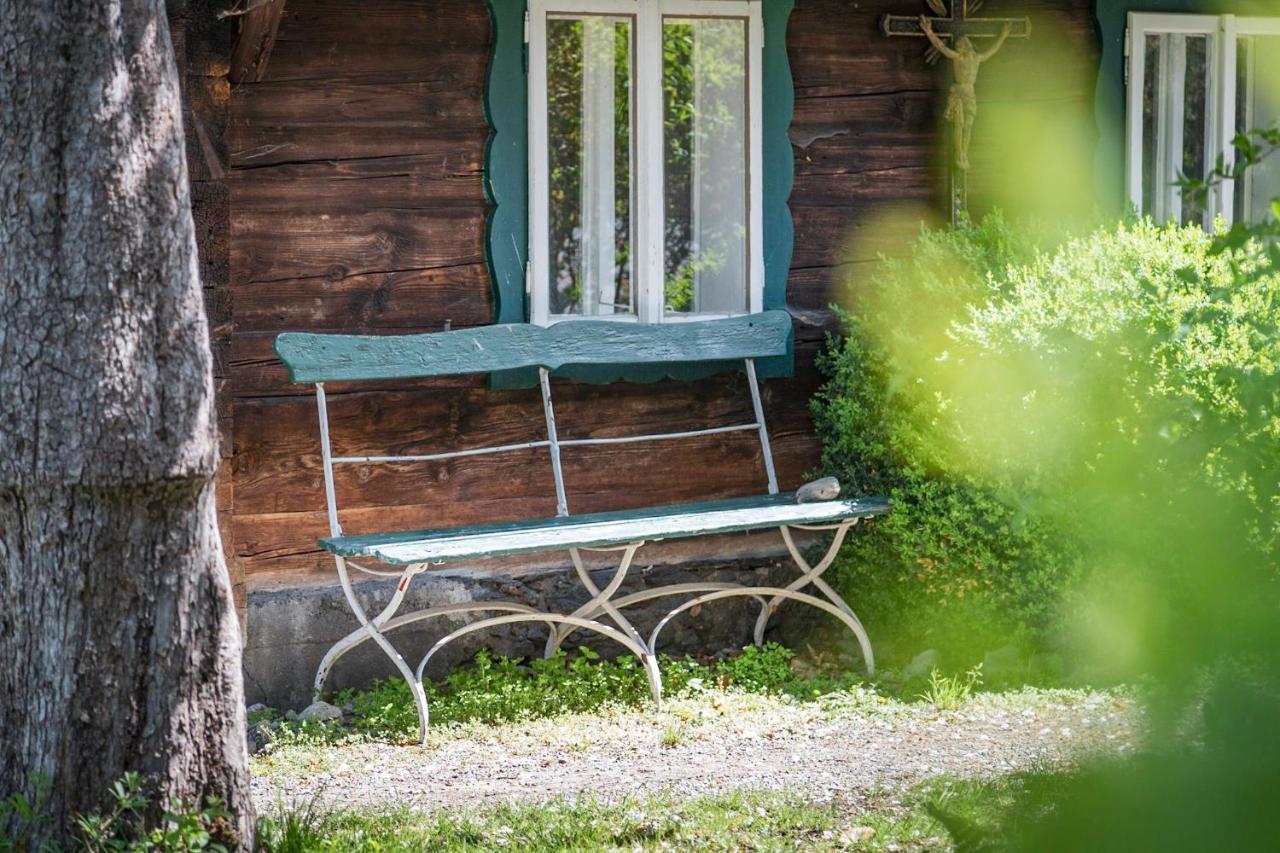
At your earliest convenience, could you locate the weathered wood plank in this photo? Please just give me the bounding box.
[273,0,489,47]
[263,40,488,85]
[230,151,483,188]
[789,206,930,270]
[274,312,794,383]
[228,81,483,167]
[229,0,287,83]
[232,168,483,212]
[234,262,491,334]
[231,205,484,284]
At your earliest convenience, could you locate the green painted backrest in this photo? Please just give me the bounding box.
[274,311,793,384]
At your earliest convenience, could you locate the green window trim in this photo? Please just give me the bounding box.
[1093,0,1208,211]
[1092,0,1278,211]
[483,0,796,387]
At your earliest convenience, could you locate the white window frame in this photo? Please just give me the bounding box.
[1126,12,1280,225]
[528,0,764,326]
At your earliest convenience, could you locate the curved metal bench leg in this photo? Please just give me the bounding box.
[331,556,432,742]
[544,542,646,658]
[318,601,553,696]
[315,564,419,698]
[752,521,858,645]
[652,586,874,675]
[425,612,663,706]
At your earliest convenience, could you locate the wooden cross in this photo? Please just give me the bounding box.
[880,0,1031,223]
[880,0,1031,64]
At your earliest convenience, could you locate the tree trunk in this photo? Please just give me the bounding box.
[0,0,253,847]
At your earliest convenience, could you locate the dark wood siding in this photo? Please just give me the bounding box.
[226,0,1098,583]
[168,0,244,611]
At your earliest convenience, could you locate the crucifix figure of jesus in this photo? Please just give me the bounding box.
[880,0,1031,221]
[921,16,1012,172]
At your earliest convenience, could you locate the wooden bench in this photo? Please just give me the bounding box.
[275,310,888,741]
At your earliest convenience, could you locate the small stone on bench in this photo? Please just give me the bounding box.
[795,477,840,503]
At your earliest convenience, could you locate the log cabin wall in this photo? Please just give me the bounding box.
[226,0,1098,587]
[168,0,244,614]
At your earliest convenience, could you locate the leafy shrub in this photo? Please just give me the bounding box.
[917,665,984,711]
[813,213,1280,671]
[714,642,796,693]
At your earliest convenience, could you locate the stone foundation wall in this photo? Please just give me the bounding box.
[243,559,803,709]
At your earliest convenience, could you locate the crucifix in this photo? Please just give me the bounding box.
[881,1,1031,223]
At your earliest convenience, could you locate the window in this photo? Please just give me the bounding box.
[1127,13,1280,227]
[528,0,763,325]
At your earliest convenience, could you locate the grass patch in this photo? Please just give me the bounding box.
[916,665,984,711]
[257,643,867,748]
[258,788,912,852]
[255,774,1073,851]
[0,771,1084,851]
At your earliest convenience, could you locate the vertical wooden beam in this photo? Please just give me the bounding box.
[228,0,287,84]
[168,0,244,632]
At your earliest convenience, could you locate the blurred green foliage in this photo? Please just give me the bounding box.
[816,201,1280,848]
[814,212,1280,677]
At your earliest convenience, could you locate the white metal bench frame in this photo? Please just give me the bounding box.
[279,315,884,742]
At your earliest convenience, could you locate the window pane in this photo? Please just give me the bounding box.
[663,17,748,315]
[1141,32,1214,227]
[1235,35,1280,225]
[546,16,633,316]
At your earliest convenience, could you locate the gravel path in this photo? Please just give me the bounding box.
[251,687,1140,813]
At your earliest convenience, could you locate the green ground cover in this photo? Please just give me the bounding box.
[254,777,1046,852]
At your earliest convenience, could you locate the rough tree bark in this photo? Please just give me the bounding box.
[0,0,253,846]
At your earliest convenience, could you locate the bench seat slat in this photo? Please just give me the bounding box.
[274,310,792,383]
[321,493,890,565]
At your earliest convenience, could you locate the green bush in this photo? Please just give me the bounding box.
[813,213,1280,671]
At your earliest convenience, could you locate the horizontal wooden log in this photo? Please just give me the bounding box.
[234,262,491,334]
[786,261,879,314]
[272,0,490,48]
[232,166,482,212]
[231,205,484,284]
[230,150,483,188]
[231,365,822,516]
[789,205,930,270]
[788,0,936,100]
[791,90,937,139]
[228,81,483,167]
[264,40,488,85]
[792,166,937,208]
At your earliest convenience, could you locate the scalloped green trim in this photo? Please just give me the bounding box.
[484,0,529,325]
